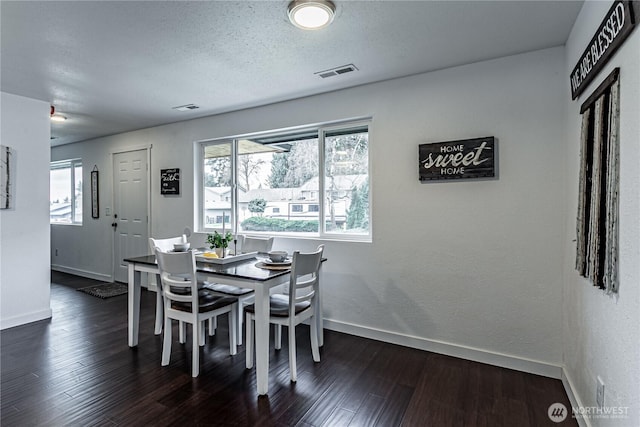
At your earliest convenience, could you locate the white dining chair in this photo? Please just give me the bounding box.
[203,235,274,345]
[149,235,188,340]
[155,248,238,377]
[245,244,324,382]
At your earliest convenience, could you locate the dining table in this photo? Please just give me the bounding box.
[124,252,324,396]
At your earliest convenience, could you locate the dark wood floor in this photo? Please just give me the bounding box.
[1,271,577,426]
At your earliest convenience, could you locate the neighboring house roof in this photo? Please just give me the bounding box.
[300,174,367,191]
[239,188,302,203]
[204,187,233,209]
[236,174,367,203]
[50,202,71,216]
[204,175,367,207]
[204,186,231,198]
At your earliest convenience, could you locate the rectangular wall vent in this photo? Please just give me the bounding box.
[315,64,358,79]
[172,104,200,111]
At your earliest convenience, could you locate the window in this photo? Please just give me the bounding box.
[50,159,82,224]
[198,120,371,240]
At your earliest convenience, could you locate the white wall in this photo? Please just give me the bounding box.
[51,139,119,282]
[0,92,52,329]
[51,47,567,374]
[563,1,640,425]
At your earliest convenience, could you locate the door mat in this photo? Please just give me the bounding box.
[77,282,128,299]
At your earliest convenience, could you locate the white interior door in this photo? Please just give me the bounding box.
[113,149,149,283]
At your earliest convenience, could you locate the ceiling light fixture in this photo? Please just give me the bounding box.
[288,0,336,30]
[50,114,67,122]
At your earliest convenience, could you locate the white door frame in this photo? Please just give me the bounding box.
[111,144,152,282]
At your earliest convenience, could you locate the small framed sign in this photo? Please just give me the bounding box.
[419,136,496,182]
[91,166,99,218]
[161,168,180,195]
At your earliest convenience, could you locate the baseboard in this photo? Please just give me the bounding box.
[52,264,112,283]
[0,308,52,330]
[562,368,591,427]
[323,318,563,379]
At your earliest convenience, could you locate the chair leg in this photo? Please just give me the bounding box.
[310,315,320,362]
[288,324,297,382]
[192,320,200,377]
[154,284,163,335]
[229,305,237,355]
[275,324,282,350]
[237,302,244,345]
[179,321,186,344]
[245,313,254,369]
[208,316,216,336]
[161,316,172,366]
[199,321,206,346]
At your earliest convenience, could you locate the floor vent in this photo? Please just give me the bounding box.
[172,104,200,111]
[315,64,358,79]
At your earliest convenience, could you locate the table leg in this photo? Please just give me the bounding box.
[128,265,141,347]
[253,284,270,395]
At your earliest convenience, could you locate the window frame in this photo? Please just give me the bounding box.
[50,158,83,225]
[196,118,372,242]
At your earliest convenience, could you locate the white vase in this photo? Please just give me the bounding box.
[214,247,227,258]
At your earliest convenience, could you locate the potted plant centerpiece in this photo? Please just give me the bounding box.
[206,231,233,258]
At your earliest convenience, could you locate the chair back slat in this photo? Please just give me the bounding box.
[149,235,187,253]
[154,248,198,305]
[289,245,324,309]
[238,235,274,254]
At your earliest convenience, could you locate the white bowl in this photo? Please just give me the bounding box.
[268,251,288,262]
[173,242,190,252]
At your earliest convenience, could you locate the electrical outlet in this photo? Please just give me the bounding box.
[596,376,605,408]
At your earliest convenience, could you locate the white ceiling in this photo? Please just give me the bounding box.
[1,1,583,146]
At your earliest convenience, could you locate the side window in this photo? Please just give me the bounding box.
[50,159,83,224]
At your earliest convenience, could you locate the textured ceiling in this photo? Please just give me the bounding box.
[0,1,583,146]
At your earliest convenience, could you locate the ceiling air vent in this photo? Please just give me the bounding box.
[172,104,200,111]
[315,64,358,79]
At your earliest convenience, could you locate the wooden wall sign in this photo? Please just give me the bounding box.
[91,166,99,218]
[419,137,496,182]
[570,0,638,100]
[0,145,14,209]
[160,168,180,195]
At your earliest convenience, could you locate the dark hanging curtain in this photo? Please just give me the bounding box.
[575,69,620,293]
